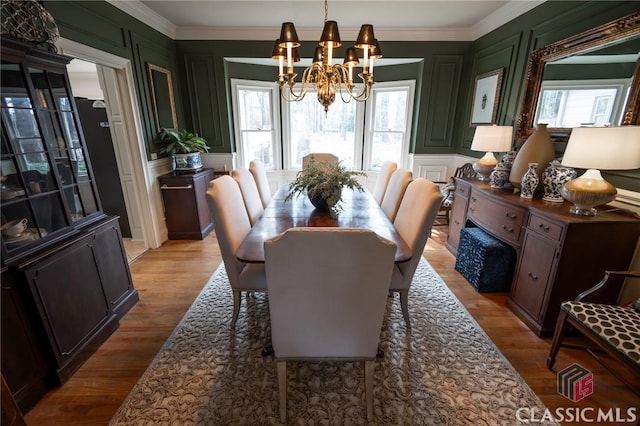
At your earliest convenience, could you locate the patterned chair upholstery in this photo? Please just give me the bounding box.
[547,270,640,396]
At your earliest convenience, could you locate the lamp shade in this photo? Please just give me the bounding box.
[279,22,300,48]
[561,126,640,170]
[370,39,383,59]
[470,125,513,153]
[271,39,285,59]
[354,24,375,49]
[343,48,359,67]
[319,20,341,47]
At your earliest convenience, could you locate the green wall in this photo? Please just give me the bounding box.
[43,0,180,159]
[42,0,639,190]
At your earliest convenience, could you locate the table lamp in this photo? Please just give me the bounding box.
[470,125,513,181]
[560,126,640,216]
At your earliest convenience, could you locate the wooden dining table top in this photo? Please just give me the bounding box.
[235,185,411,263]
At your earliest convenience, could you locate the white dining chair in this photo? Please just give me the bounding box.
[205,175,267,326]
[249,160,272,208]
[371,161,398,205]
[232,167,264,226]
[380,168,412,222]
[390,178,443,328]
[302,153,338,169]
[264,228,396,423]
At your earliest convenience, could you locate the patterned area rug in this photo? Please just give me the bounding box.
[111,258,556,425]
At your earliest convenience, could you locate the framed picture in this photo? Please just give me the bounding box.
[470,69,503,125]
[147,63,178,130]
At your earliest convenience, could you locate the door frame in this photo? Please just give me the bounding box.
[57,38,162,249]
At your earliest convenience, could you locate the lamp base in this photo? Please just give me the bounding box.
[473,160,496,182]
[560,169,617,217]
[568,205,598,216]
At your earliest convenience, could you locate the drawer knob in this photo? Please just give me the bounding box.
[502,225,514,233]
[469,207,475,213]
[454,220,460,225]
[471,196,477,202]
[505,212,517,219]
[539,223,550,231]
[527,272,538,281]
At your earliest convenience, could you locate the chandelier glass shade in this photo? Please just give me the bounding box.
[273,0,381,113]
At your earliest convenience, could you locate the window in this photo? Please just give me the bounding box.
[230,79,280,169]
[535,79,629,127]
[232,79,415,171]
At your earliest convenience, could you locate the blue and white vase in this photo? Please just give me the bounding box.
[501,150,518,171]
[520,163,539,199]
[542,160,577,202]
[490,162,510,189]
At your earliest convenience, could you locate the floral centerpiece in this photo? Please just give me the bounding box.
[285,159,366,214]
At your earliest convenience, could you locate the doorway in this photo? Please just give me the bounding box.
[58,38,161,258]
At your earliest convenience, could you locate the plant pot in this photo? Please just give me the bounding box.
[173,153,202,171]
[307,185,342,211]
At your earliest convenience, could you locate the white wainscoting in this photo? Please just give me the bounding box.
[410,154,476,183]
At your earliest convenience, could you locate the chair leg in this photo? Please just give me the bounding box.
[231,290,241,327]
[547,309,570,370]
[364,360,374,422]
[277,361,287,423]
[399,290,411,328]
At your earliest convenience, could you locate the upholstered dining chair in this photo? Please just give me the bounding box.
[390,178,443,328]
[232,167,264,226]
[264,228,396,423]
[302,152,339,169]
[205,175,267,326]
[249,160,272,208]
[380,168,412,222]
[371,161,398,205]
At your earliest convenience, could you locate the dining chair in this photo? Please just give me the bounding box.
[390,178,443,328]
[371,161,398,205]
[434,162,475,226]
[302,152,338,169]
[205,175,267,326]
[231,167,264,226]
[380,168,412,222]
[249,160,272,208]
[264,228,396,423]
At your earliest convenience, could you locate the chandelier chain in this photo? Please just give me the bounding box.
[324,0,328,24]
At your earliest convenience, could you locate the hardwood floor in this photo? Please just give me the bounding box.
[24,228,639,425]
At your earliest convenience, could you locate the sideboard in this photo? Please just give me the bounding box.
[447,178,640,336]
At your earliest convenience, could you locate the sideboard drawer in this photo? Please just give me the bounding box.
[528,213,563,241]
[468,188,526,246]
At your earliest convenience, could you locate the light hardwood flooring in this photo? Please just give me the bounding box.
[23,227,639,425]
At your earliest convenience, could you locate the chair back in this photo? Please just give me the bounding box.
[265,228,396,359]
[249,160,272,208]
[393,178,443,289]
[455,162,475,178]
[380,169,412,222]
[302,153,339,169]
[232,168,264,225]
[206,176,251,287]
[371,161,398,205]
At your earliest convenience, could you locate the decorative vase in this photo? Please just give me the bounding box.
[173,152,203,171]
[520,163,539,199]
[307,185,342,211]
[501,150,518,171]
[542,160,577,203]
[490,162,510,189]
[509,124,555,189]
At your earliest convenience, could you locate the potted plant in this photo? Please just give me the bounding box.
[156,128,209,171]
[285,159,366,214]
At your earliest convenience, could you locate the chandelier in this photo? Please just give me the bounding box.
[272,0,382,113]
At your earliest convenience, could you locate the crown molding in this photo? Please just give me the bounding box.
[106,0,176,39]
[175,26,473,42]
[472,0,545,40]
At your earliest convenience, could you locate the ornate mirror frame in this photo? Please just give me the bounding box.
[516,12,640,143]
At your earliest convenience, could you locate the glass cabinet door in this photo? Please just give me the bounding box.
[1,58,100,258]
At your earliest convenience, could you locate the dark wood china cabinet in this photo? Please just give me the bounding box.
[1,38,138,413]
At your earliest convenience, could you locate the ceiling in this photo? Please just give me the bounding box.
[107,0,544,41]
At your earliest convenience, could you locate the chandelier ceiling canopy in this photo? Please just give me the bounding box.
[272,0,382,113]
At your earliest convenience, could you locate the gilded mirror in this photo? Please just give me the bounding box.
[147,63,178,131]
[516,12,640,143]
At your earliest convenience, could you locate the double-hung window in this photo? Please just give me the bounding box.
[232,78,415,171]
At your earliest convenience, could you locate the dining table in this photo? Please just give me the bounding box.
[235,184,411,263]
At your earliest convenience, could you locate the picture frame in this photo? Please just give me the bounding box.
[147,63,178,131]
[470,69,503,125]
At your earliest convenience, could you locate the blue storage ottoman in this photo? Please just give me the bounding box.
[455,227,515,292]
